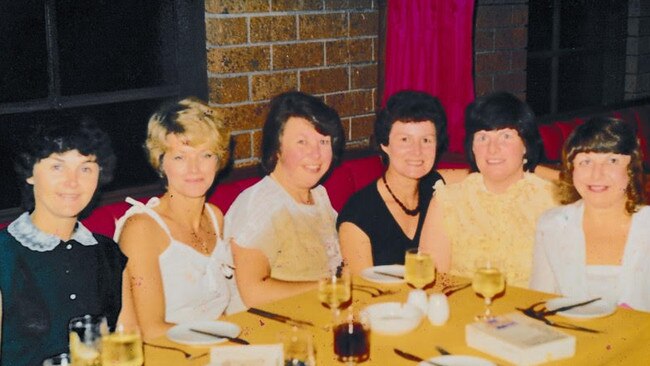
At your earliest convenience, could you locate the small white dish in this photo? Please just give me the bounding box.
[167,320,241,346]
[360,264,405,284]
[546,297,617,320]
[418,355,496,366]
[362,302,423,335]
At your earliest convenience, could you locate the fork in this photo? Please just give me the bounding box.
[440,282,471,296]
[353,284,397,297]
[516,302,601,333]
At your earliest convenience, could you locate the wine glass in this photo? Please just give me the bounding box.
[404,248,436,289]
[318,268,351,310]
[68,314,106,366]
[333,307,370,365]
[472,258,506,321]
[279,326,316,366]
[100,324,144,366]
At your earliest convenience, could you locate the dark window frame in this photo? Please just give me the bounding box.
[527,0,628,116]
[0,0,208,221]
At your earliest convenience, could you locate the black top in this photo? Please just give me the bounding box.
[0,214,127,366]
[337,170,443,266]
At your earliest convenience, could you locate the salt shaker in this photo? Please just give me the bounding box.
[406,289,428,315]
[427,293,450,325]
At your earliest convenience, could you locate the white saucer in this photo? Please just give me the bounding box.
[360,265,405,284]
[546,297,616,320]
[419,355,496,366]
[167,320,241,346]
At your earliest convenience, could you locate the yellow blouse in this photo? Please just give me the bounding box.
[436,172,557,287]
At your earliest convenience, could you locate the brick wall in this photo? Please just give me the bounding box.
[473,0,528,101]
[626,0,650,100]
[205,0,379,167]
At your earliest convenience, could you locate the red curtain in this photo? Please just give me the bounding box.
[383,0,475,153]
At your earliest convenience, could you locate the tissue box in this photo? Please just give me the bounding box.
[209,344,283,366]
[465,312,576,365]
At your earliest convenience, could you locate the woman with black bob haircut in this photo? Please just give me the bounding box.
[464,91,543,173]
[224,91,345,307]
[338,90,453,274]
[531,117,650,311]
[0,114,127,366]
[420,91,557,288]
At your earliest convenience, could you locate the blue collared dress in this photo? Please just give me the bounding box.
[0,212,127,366]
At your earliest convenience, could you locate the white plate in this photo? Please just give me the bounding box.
[546,297,616,319]
[167,320,241,346]
[361,264,405,284]
[419,355,496,366]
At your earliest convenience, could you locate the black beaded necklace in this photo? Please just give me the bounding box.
[381,173,419,216]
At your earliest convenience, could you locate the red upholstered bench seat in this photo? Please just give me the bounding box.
[538,104,650,168]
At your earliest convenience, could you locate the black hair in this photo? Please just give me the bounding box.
[374,90,448,164]
[464,91,541,172]
[261,91,345,174]
[14,112,116,214]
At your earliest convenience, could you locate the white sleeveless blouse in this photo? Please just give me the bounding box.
[115,197,244,323]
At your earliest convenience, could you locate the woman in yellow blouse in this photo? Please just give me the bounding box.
[419,92,557,287]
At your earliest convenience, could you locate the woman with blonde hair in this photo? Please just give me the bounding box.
[115,97,241,340]
[531,117,650,311]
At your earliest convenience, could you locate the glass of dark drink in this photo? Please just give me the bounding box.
[333,308,370,364]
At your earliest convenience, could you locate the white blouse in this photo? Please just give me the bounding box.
[224,176,342,281]
[531,201,650,312]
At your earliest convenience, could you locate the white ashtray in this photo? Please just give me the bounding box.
[362,302,423,335]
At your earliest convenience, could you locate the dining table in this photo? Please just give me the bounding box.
[143,274,650,365]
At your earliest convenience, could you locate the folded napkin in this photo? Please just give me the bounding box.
[209,344,283,366]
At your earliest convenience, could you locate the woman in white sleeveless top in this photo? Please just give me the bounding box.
[115,98,242,340]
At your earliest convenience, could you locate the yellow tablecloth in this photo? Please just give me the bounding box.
[144,275,650,365]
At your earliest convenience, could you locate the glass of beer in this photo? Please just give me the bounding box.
[472,258,506,321]
[333,307,370,365]
[69,315,106,366]
[404,248,436,289]
[279,326,316,366]
[318,267,351,310]
[100,324,144,366]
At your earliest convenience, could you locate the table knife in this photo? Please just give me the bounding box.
[374,270,404,279]
[394,348,444,366]
[247,307,315,327]
[546,297,602,316]
[189,328,249,345]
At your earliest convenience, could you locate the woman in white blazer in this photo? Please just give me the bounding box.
[530,117,650,312]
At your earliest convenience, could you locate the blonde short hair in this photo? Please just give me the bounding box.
[146,97,230,173]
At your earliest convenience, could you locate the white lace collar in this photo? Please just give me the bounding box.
[7,212,98,252]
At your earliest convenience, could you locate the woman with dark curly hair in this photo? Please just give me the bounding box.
[531,117,650,311]
[224,91,345,307]
[0,114,126,366]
